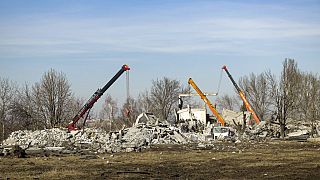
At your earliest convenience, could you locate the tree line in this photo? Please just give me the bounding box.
[1,59,319,140]
[0,70,188,140]
[217,59,320,138]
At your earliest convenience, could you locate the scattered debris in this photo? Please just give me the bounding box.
[286,130,309,141]
[1,111,318,156]
[2,142,31,158]
[1,119,189,155]
[135,112,169,126]
[222,109,252,125]
[212,126,235,141]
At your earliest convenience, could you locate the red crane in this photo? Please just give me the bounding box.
[67,64,130,131]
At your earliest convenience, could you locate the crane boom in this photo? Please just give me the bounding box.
[222,65,260,124]
[179,93,218,97]
[67,64,130,131]
[188,78,225,126]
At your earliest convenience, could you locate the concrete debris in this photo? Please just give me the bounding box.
[231,117,318,141]
[287,130,309,137]
[182,133,206,142]
[286,130,309,141]
[1,122,189,155]
[135,112,169,126]
[221,109,275,140]
[222,109,252,125]
[1,111,318,156]
[2,145,28,158]
[212,127,235,140]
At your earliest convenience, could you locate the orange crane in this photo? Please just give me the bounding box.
[222,65,260,124]
[188,78,225,126]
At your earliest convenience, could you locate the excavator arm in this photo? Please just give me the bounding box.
[188,78,225,126]
[222,65,260,124]
[67,64,130,131]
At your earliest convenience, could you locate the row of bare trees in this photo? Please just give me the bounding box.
[1,59,319,139]
[97,77,190,131]
[0,69,82,141]
[218,59,320,138]
[1,68,188,139]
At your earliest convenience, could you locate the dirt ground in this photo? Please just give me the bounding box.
[1,140,320,179]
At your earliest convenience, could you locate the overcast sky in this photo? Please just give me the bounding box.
[1,0,320,110]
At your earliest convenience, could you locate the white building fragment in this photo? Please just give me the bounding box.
[176,93,220,133]
[177,106,207,124]
[221,109,252,126]
[176,105,213,133]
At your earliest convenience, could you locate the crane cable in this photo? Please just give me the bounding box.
[213,68,224,108]
[126,70,130,100]
[216,68,223,96]
[125,70,132,119]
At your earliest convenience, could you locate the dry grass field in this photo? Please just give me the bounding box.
[1,141,320,179]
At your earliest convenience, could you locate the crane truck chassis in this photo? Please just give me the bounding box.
[67,64,130,131]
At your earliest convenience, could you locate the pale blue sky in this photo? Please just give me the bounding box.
[1,0,320,110]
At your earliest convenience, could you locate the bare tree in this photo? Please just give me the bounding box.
[64,96,85,125]
[300,72,320,137]
[120,97,140,127]
[151,77,189,121]
[216,94,240,111]
[9,84,37,131]
[97,95,141,131]
[138,77,189,122]
[32,69,72,128]
[0,77,17,140]
[264,70,279,121]
[137,90,152,113]
[238,72,272,121]
[100,94,118,120]
[275,59,302,138]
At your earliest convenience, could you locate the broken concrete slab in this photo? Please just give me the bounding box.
[286,130,309,141]
[1,121,190,155]
[135,112,169,126]
[287,130,309,137]
[222,109,251,125]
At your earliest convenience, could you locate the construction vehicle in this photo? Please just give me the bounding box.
[67,64,130,131]
[188,78,225,126]
[222,65,260,124]
[212,126,235,140]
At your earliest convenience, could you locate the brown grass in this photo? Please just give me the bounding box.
[0,141,319,179]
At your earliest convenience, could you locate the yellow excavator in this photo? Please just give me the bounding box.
[188,78,225,126]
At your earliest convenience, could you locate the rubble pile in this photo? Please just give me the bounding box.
[1,123,189,154]
[2,111,319,156]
